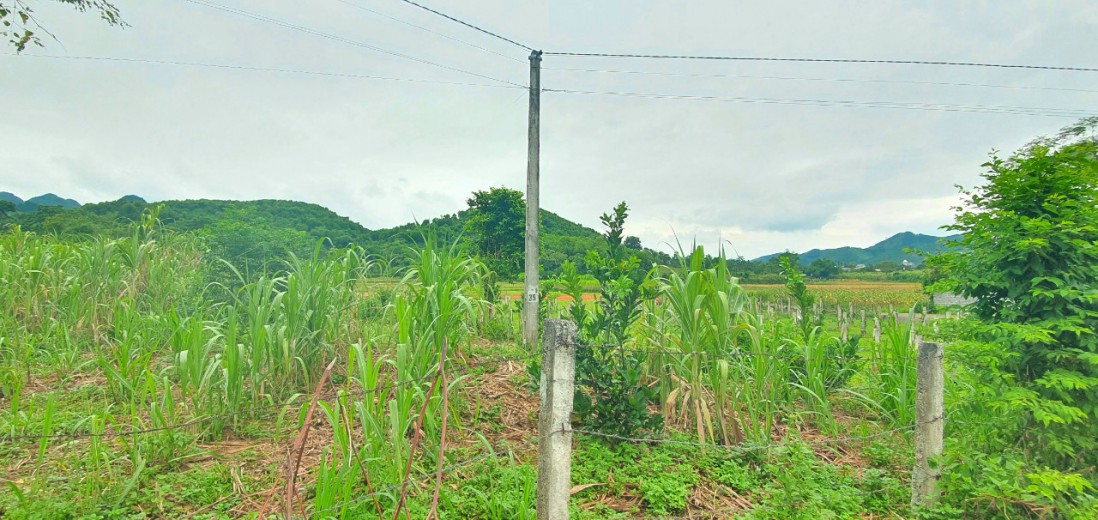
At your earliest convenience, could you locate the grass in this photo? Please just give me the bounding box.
[0,223,937,518]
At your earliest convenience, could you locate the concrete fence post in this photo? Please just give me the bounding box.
[912,341,945,511]
[537,319,577,520]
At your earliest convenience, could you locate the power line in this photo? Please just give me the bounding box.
[331,0,525,63]
[179,0,522,87]
[545,67,1098,95]
[7,53,526,90]
[395,0,534,52]
[544,88,1097,118]
[541,52,1098,73]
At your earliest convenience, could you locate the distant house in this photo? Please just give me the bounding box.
[933,292,977,307]
[855,264,867,270]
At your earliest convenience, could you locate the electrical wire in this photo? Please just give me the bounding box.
[6,53,526,90]
[541,52,1098,73]
[544,67,1098,95]
[179,0,523,87]
[544,87,1097,118]
[395,0,534,52]
[331,0,525,63]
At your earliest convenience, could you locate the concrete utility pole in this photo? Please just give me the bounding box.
[523,50,542,348]
[537,319,576,519]
[912,341,945,510]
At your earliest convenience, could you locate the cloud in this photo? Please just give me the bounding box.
[1,0,1094,259]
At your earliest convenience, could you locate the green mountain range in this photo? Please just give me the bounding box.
[0,192,81,212]
[0,192,640,276]
[754,231,960,266]
[2,191,951,275]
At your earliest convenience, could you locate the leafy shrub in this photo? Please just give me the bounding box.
[572,202,662,438]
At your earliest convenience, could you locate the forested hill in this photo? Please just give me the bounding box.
[754,231,961,266]
[0,194,669,276]
[364,207,630,274]
[0,191,81,212]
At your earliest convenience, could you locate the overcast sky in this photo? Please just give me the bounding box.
[3,1,1096,258]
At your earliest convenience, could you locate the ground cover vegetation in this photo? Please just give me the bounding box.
[2,121,1096,518]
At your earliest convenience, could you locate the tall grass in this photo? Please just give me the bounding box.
[0,217,410,509]
[659,245,748,444]
[735,313,794,443]
[858,316,918,428]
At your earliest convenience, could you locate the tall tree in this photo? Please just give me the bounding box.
[930,117,1098,466]
[2,1,125,51]
[805,257,840,279]
[464,187,525,280]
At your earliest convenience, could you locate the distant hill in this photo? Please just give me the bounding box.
[0,192,23,206]
[3,194,668,277]
[0,192,81,212]
[23,193,81,211]
[754,232,960,266]
[363,205,621,274]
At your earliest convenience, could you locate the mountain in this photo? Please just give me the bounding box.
[23,193,81,211]
[754,232,960,266]
[362,206,620,275]
[0,192,82,212]
[4,194,664,277]
[7,192,954,274]
[0,192,23,206]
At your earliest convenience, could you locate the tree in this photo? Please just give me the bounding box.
[574,201,661,438]
[0,200,15,217]
[3,1,125,52]
[780,256,816,341]
[623,235,642,250]
[805,258,840,279]
[931,118,1098,466]
[464,187,525,280]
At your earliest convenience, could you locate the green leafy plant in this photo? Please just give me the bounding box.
[573,202,662,438]
[929,118,1098,469]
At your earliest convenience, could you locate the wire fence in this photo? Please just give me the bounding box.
[564,411,958,454]
[3,313,943,516]
[2,348,543,518]
[0,351,539,443]
[574,342,915,364]
[1,337,925,442]
[565,423,919,452]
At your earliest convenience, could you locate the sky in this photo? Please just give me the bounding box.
[2,0,1096,258]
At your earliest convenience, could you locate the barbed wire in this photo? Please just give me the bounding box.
[0,352,537,443]
[564,420,936,452]
[574,343,906,364]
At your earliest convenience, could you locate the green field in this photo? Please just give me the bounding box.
[2,220,1090,519]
